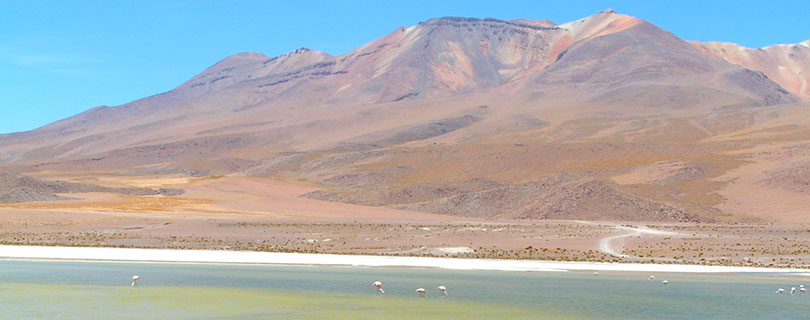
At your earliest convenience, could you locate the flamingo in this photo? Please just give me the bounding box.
[372,281,384,294]
[648,275,655,281]
[791,287,797,295]
[416,288,427,298]
[130,275,140,287]
[799,285,807,294]
[437,286,448,296]
[776,288,785,294]
[661,280,669,286]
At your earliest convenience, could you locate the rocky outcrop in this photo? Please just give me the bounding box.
[397,175,708,222]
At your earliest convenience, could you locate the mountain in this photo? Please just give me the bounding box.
[2,10,810,223]
[694,40,810,99]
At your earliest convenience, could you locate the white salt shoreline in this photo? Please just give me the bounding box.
[1,245,808,274]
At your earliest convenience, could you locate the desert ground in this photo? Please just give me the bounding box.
[6,104,810,269]
[3,173,809,269]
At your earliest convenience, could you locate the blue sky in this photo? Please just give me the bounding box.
[1,0,809,134]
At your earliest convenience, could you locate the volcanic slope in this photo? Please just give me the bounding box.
[695,40,810,100]
[2,10,810,223]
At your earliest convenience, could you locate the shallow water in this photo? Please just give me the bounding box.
[1,260,808,319]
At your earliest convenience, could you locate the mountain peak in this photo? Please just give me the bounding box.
[282,47,331,58]
[289,47,316,55]
[175,47,334,94]
[207,52,269,72]
[228,52,269,59]
[559,9,643,42]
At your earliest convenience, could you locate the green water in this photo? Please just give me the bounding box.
[1,260,808,319]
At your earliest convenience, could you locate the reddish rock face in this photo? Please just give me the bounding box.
[694,40,810,100]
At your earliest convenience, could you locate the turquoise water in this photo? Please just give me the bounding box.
[1,260,809,319]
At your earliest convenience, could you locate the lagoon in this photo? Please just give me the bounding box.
[1,260,808,319]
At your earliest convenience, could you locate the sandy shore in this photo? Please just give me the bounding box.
[2,245,809,274]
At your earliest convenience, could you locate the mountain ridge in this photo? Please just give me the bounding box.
[4,11,804,138]
[3,10,810,223]
[1,10,802,164]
